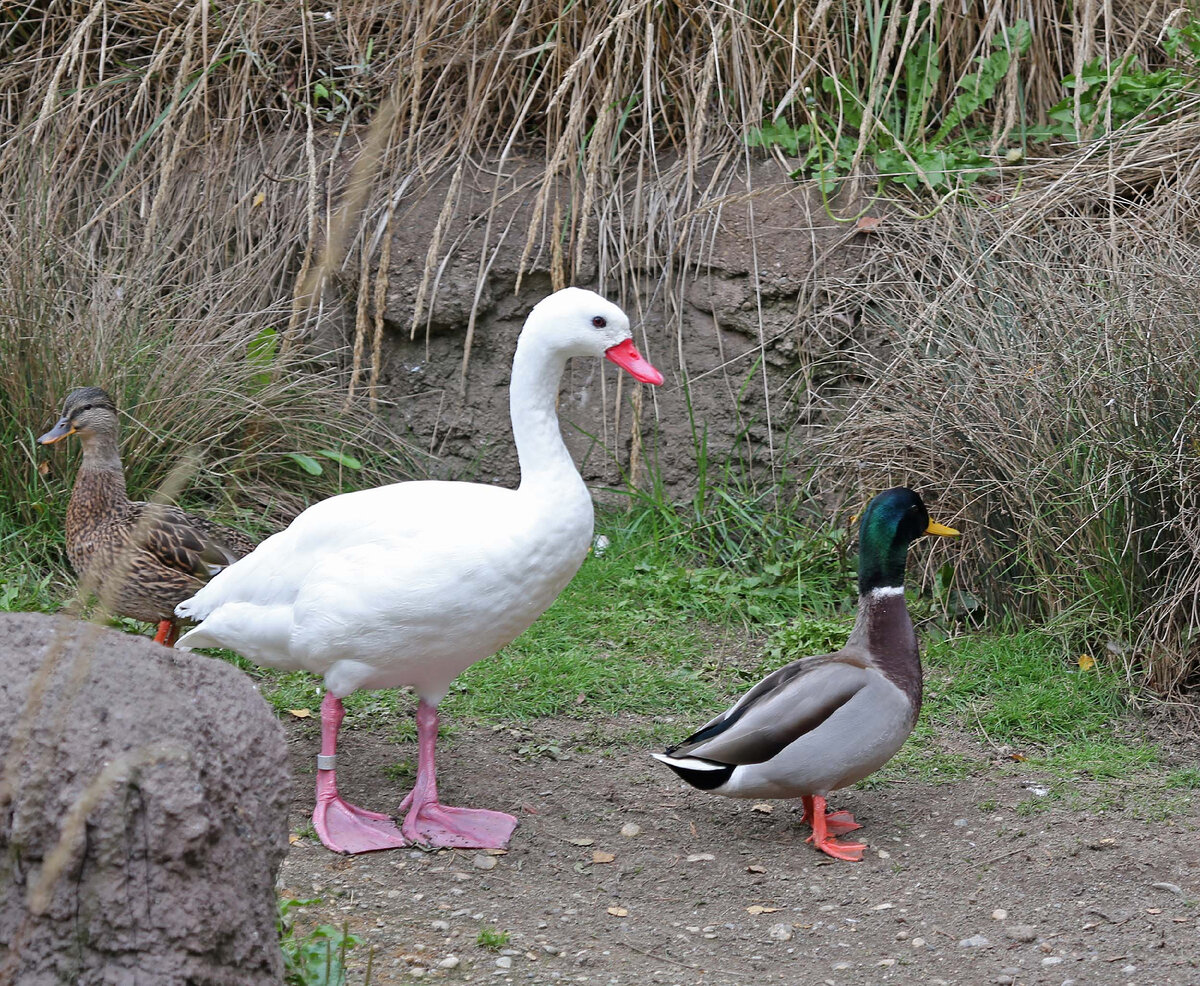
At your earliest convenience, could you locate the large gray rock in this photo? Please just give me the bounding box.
[0,612,289,985]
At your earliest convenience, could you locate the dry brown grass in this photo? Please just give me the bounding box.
[811,206,1200,692]
[4,1,1192,374]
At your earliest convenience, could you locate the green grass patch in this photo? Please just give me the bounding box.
[475,927,510,951]
[923,631,1132,743]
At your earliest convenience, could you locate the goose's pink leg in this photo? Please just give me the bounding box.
[396,700,518,849]
[312,693,407,854]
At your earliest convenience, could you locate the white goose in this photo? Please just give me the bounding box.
[176,288,663,854]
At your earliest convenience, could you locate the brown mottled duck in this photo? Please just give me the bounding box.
[37,387,257,645]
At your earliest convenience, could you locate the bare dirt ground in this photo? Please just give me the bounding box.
[278,717,1199,986]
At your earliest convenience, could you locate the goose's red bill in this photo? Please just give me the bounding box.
[605,338,664,385]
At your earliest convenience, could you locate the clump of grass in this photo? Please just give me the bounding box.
[475,927,510,951]
[814,207,1200,692]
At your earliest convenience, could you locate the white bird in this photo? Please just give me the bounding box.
[176,288,663,854]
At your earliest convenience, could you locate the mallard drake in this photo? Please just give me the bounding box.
[175,288,664,854]
[653,487,959,861]
[38,387,256,646]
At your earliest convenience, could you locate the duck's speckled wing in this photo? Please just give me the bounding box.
[126,502,253,579]
[666,653,871,765]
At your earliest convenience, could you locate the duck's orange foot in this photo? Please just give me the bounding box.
[807,833,867,862]
[802,794,867,861]
[823,810,862,835]
[800,796,863,835]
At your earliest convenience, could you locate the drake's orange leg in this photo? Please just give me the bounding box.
[805,795,866,861]
[801,794,862,835]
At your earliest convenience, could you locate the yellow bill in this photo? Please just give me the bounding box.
[925,520,960,537]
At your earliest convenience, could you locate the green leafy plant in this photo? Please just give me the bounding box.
[750,15,1200,196]
[748,20,1031,193]
[760,616,852,667]
[285,450,365,477]
[1037,21,1200,141]
[278,897,364,986]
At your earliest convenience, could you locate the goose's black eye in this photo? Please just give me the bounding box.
[592,316,607,328]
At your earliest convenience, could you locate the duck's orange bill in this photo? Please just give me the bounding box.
[38,417,75,444]
[926,520,960,537]
[605,338,664,386]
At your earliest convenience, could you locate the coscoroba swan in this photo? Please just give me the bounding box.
[176,288,663,853]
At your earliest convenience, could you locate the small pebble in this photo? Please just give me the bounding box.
[431,920,450,932]
[767,923,793,942]
[832,961,852,970]
[953,818,968,827]
[995,976,1013,985]
[1041,956,1063,967]
[437,956,460,969]
[620,823,641,838]
[958,934,991,948]
[877,958,896,967]
[991,908,1007,920]
[1151,882,1183,895]
[1006,924,1037,943]
[911,937,926,948]
[1122,965,1137,974]
[473,854,498,870]
[495,956,513,969]
[686,853,715,862]
[409,969,425,979]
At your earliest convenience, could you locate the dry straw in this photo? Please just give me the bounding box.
[5,1,1182,465]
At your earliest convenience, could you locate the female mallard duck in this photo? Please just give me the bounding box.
[653,487,959,861]
[37,387,256,646]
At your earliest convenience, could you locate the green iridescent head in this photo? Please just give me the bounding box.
[856,488,959,595]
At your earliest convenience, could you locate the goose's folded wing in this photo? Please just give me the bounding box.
[127,503,246,580]
[667,656,870,765]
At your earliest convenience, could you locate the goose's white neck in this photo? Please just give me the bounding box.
[510,334,583,493]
